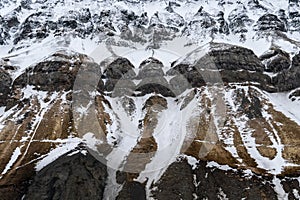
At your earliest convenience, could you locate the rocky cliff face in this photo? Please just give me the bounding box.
[0,0,300,200]
[1,0,300,50]
[0,43,299,199]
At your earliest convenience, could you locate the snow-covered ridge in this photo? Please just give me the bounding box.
[1,0,300,62]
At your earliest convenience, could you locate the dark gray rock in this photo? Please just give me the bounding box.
[78,8,92,23]
[58,14,78,29]
[116,181,146,200]
[25,151,107,200]
[168,66,273,92]
[273,52,300,91]
[247,0,268,11]
[147,11,180,48]
[281,178,300,199]
[3,12,19,29]
[103,57,136,94]
[150,159,279,200]
[139,57,163,68]
[149,10,184,29]
[183,6,216,38]
[13,52,103,92]
[167,43,272,91]
[136,76,175,97]
[136,57,165,79]
[169,43,265,72]
[236,88,263,119]
[0,68,12,106]
[152,159,195,200]
[190,7,216,29]
[288,1,300,32]
[289,12,300,32]
[60,9,94,38]
[216,11,229,34]
[194,161,277,199]
[92,10,116,36]
[255,14,286,32]
[289,89,300,101]
[103,58,136,80]
[228,6,254,34]
[20,0,32,9]
[169,74,192,96]
[207,43,265,72]
[13,11,53,44]
[120,9,139,24]
[120,96,136,115]
[107,79,136,96]
[167,64,206,88]
[0,15,10,45]
[277,9,288,30]
[260,48,291,73]
[220,70,274,91]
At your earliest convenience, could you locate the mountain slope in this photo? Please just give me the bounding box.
[0,0,300,200]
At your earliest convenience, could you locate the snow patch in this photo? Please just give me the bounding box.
[272,177,288,200]
[267,92,300,125]
[35,137,81,171]
[183,155,199,170]
[0,146,23,177]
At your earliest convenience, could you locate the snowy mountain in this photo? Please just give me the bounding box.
[0,0,300,199]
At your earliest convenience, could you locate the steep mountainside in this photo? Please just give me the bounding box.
[0,0,300,200]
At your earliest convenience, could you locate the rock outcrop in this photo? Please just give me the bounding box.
[167,43,274,91]
[273,52,300,91]
[25,150,108,200]
[1,0,300,49]
[259,48,291,73]
[103,57,136,94]
[153,159,278,200]
[0,68,12,106]
[255,14,286,32]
